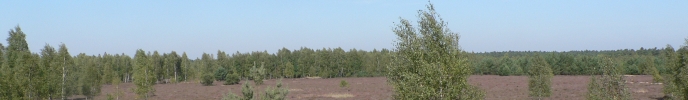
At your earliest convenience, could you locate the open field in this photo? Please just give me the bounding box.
[90,75,663,100]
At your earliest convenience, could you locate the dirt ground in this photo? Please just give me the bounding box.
[89,75,663,100]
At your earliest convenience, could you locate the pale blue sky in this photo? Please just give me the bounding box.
[1,0,687,58]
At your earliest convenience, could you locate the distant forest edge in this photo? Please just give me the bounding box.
[0,26,687,99]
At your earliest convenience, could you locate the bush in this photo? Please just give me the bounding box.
[241,81,254,100]
[340,80,349,88]
[221,91,240,100]
[215,67,228,81]
[262,79,289,100]
[224,73,240,85]
[106,93,114,100]
[201,74,214,86]
[586,56,631,100]
[222,81,253,100]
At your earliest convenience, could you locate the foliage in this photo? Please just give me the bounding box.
[340,80,349,88]
[528,55,553,98]
[215,67,228,81]
[201,74,214,86]
[133,49,155,99]
[222,91,241,100]
[586,56,631,100]
[387,3,483,100]
[224,73,240,85]
[663,39,688,100]
[241,81,254,100]
[283,62,294,78]
[262,79,289,100]
[251,62,266,85]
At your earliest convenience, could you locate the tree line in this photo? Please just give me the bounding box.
[0,26,397,99]
[471,47,674,76]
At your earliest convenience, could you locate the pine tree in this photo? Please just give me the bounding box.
[251,62,266,85]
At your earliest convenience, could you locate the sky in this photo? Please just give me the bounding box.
[1,0,687,58]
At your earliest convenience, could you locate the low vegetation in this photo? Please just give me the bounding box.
[339,80,349,88]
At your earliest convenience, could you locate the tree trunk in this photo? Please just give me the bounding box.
[62,57,66,100]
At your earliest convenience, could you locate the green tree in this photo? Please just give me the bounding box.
[40,44,63,99]
[181,52,190,82]
[283,62,294,78]
[251,62,266,85]
[2,26,32,99]
[200,53,215,86]
[587,55,631,100]
[528,55,553,99]
[387,3,483,100]
[665,38,688,99]
[498,54,513,76]
[56,44,74,100]
[133,49,155,99]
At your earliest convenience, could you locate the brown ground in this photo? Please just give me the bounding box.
[89,75,663,100]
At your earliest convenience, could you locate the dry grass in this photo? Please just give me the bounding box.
[305,77,322,79]
[324,93,354,98]
[289,88,303,92]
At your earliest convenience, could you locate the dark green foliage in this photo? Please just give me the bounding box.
[224,73,240,85]
[587,56,631,100]
[215,67,228,81]
[528,55,553,98]
[201,74,214,86]
[387,3,483,100]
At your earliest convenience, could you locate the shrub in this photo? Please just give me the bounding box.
[224,73,240,85]
[222,81,253,100]
[221,91,240,100]
[340,80,349,88]
[241,81,254,100]
[106,93,114,100]
[201,74,214,86]
[215,67,228,81]
[262,79,289,100]
[586,56,631,100]
[528,55,553,99]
